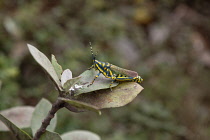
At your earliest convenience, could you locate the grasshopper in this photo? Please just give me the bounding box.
[87,43,143,88]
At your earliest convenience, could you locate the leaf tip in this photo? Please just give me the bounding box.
[51,54,56,60]
[27,43,33,49]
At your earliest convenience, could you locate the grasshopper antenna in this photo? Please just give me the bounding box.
[89,42,94,59]
[89,42,97,61]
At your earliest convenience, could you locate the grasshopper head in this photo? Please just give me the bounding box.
[136,76,143,83]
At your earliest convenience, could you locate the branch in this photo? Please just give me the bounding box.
[33,99,65,140]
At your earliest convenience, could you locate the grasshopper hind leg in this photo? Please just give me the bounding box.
[109,79,117,91]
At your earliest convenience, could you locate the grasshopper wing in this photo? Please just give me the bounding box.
[110,64,138,77]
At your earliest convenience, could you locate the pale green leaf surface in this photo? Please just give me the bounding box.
[71,82,144,109]
[61,69,72,87]
[61,69,81,92]
[39,131,62,140]
[51,54,63,79]
[61,130,101,140]
[0,114,32,140]
[31,98,57,136]
[27,44,62,91]
[59,98,101,115]
[73,69,118,95]
[0,106,34,131]
[63,76,81,92]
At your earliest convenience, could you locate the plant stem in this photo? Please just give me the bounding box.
[33,99,65,140]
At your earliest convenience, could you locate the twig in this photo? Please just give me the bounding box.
[33,99,65,140]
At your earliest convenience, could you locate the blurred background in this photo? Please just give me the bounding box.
[0,0,210,140]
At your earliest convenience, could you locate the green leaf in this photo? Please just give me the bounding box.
[31,98,57,136]
[0,114,32,140]
[61,69,81,92]
[70,82,144,109]
[61,69,72,86]
[63,76,81,92]
[0,106,34,131]
[39,131,62,140]
[51,54,63,80]
[27,44,62,91]
[61,130,101,140]
[59,98,101,115]
[61,69,72,87]
[73,69,118,95]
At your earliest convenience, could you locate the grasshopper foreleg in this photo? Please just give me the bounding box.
[88,65,94,70]
[87,72,101,87]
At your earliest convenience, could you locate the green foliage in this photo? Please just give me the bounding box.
[0,114,32,140]
[61,130,100,140]
[70,82,143,109]
[51,55,63,80]
[0,99,101,140]
[31,98,57,136]
[28,44,62,91]
[39,131,61,140]
[60,69,81,93]
[0,106,34,131]
[59,98,101,115]
[0,53,20,109]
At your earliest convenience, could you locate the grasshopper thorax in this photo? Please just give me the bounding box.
[94,60,107,71]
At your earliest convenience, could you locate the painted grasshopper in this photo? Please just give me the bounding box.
[87,43,143,88]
